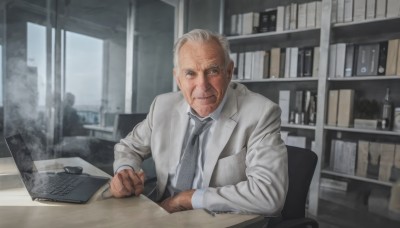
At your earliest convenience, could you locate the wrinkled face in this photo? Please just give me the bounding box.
[173,39,233,117]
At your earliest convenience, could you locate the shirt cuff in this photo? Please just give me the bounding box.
[191,189,205,209]
[115,165,135,174]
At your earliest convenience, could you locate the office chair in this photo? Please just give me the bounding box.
[268,145,319,228]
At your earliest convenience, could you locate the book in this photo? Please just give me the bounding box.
[356,140,369,177]
[354,0,367,21]
[284,4,291,30]
[290,3,298,30]
[251,51,264,80]
[295,90,304,124]
[385,39,399,75]
[279,49,286,78]
[366,0,376,19]
[263,51,271,79]
[327,90,339,126]
[329,44,337,78]
[268,9,277,32]
[242,12,259,35]
[303,47,314,77]
[316,1,322,27]
[356,43,379,76]
[336,43,346,78]
[379,143,395,182]
[244,51,253,79]
[378,41,388,75]
[368,142,381,178]
[397,40,400,76]
[298,3,307,29]
[320,177,349,192]
[238,52,245,79]
[312,46,320,77]
[279,90,290,123]
[337,0,345,23]
[387,0,400,18]
[331,0,338,24]
[284,47,291,78]
[306,1,317,28]
[297,48,305,77]
[290,47,299,78]
[333,140,357,175]
[303,90,312,125]
[344,44,355,77]
[270,48,281,78]
[330,139,337,169]
[344,0,354,22]
[230,14,238,35]
[337,89,354,127]
[276,6,285,32]
[376,0,387,18]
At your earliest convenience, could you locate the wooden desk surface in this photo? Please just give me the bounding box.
[0,157,263,227]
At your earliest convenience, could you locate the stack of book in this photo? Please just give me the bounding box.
[229,1,322,36]
[330,139,357,175]
[327,89,354,127]
[331,0,400,24]
[329,40,400,78]
[231,46,320,80]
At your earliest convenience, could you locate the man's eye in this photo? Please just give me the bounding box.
[207,68,220,76]
[185,71,195,77]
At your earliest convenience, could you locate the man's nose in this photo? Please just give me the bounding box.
[196,73,210,89]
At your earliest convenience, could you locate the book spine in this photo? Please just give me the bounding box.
[337,0,345,23]
[297,48,305,77]
[329,44,337,78]
[336,43,347,78]
[354,0,367,21]
[387,0,400,18]
[285,47,291,78]
[306,2,317,28]
[270,48,281,78]
[279,90,291,123]
[332,0,338,24]
[328,90,339,126]
[312,46,320,77]
[366,0,376,19]
[344,0,354,22]
[356,140,369,177]
[290,3,298,30]
[298,3,307,29]
[276,6,285,32]
[290,47,299,77]
[385,39,399,75]
[337,89,355,127]
[344,44,355,77]
[303,47,314,77]
[376,0,387,18]
[280,49,286,78]
[284,5,291,30]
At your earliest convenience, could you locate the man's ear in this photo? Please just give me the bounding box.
[226,60,234,80]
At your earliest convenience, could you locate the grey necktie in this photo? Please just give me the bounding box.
[175,115,211,193]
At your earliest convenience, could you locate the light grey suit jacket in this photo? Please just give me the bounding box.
[114,82,288,215]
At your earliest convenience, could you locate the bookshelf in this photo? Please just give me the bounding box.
[185,0,400,219]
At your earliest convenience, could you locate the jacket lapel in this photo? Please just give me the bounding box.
[203,87,238,187]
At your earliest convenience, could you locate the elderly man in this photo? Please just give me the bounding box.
[110,29,288,215]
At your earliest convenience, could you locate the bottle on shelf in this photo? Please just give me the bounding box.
[381,88,393,130]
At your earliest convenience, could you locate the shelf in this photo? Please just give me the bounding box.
[232,77,318,83]
[328,76,400,81]
[227,28,320,47]
[321,169,394,187]
[324,125,400,136]
[281,123,316,130]
[331,17,400,43]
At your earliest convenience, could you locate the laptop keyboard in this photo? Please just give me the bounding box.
[34,174,83,196]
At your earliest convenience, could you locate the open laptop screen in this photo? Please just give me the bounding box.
[5,134,37,174]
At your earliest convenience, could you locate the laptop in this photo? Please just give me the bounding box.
[5,133,110,204]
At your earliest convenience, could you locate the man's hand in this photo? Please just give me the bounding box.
[110,169,145,198]
[160,189,195,213]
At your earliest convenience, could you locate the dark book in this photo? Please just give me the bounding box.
[344,44,355,77]
[303,47,314,77]
[279,49,286,78]
[297,48,305,77]
[377,41,388,75]
[356,43,380,76]
[258,11,270,33]
[268,9,277,32]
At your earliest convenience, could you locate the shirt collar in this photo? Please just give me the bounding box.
[186,92,228,121]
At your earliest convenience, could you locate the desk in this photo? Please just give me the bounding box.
[0,157,263,227]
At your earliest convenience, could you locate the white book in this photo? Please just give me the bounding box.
[306,1,317,28]
[290,3,298,30]
[230,14,238,35]
[333,140,346,173]
[354,0,367,21]
[312,46,320,77]
[285,47,292,78]
[276,6,285,32]
[238,53,245,79]
[244,52,253,79]
[286,136,307,149]
[344,0,354,22]
[298,3,307,29]
[332,0,338,23]
[289,47,299,78]
[279,90,291,123]
[316,1,322,27]
[343,141,357,175]
[337,0,345,23]
[242,12,254,35]
[335,43,347,78]
[237,14,243,35]
[387,0,400,17]
[251,51,259,80]
[329,44,337,78]
[366,0,376,19]
[284,4,291,30]
[252,51,264,80]
[376,0,387,18]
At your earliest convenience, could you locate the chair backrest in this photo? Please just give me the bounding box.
[282,145,318,220]
[113,113,147,140]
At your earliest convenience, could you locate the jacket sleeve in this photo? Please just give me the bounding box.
[202,104,288,216]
